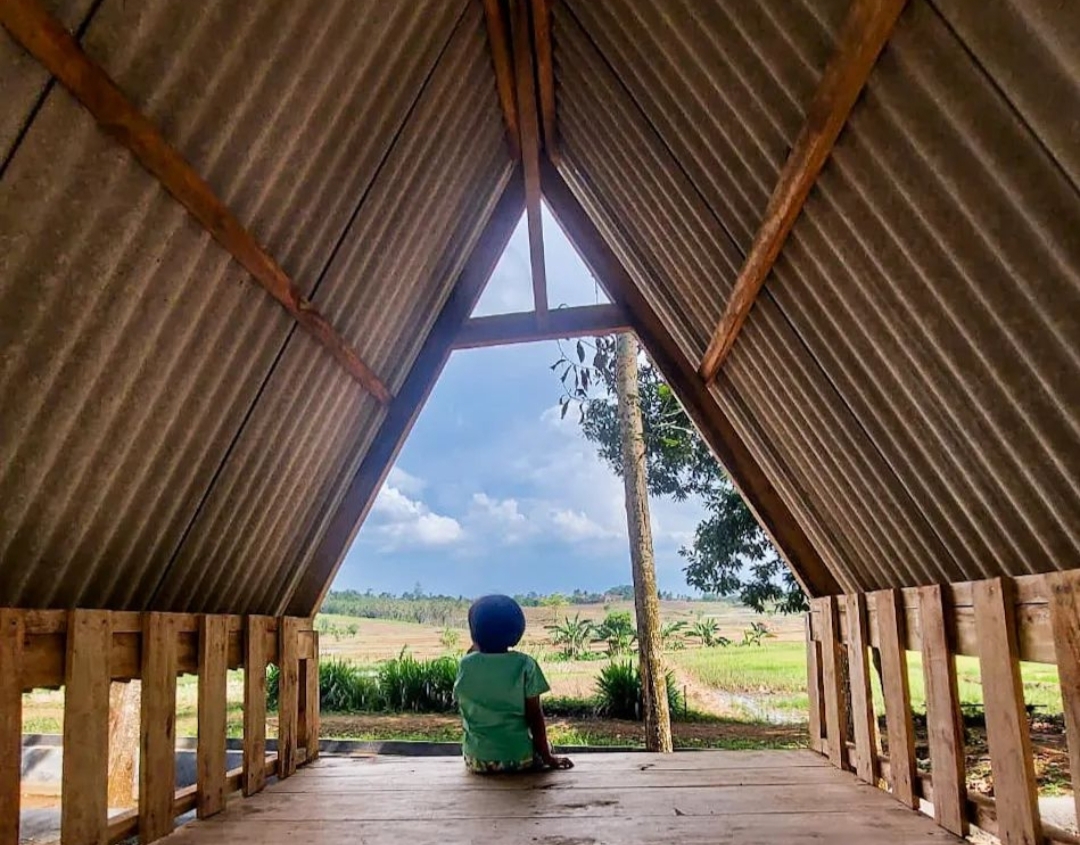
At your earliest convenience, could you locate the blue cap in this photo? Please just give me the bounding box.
[469,594,526,652]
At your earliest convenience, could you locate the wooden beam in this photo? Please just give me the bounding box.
[242,616,271,797]
[284,173,526,616]
[482,0,520,160]
[453,303,629,349]
[539,156,840,600]
[139,613,178,843]
[874,588,917,809]
[805,613,825,754]
[699,0,908,381]
[277,617,301,780]
[819,596,849,769]
[0,611,24,845]
[845,592,879,785]
[62,611,111,845]
[1049,573,1080,832]
[918,584,968,837]
[511,0,549,322]
[974,578,1042,845]
[531,0,558,164]
[0,0,392,405]
[196,615,228,819]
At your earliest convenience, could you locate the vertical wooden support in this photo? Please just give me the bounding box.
[974,577,1041,845]
[805,610,825,754]
[874,588,917,808]
[845,593,878,784]
[918,584,968,836]
[820,596,849,769]
[139,613,178,844]
[61,610,112,845]
[197,615,228,819]
[243,616,270,797]
[301,632,320,763]
[1049,572,1080,832]
[277,617,300,779]
[0,610,24,845]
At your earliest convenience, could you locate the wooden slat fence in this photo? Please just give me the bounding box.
[807,571,1080,845]
[0,610,320,845]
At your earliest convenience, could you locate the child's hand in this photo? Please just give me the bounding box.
[543,755,574,770]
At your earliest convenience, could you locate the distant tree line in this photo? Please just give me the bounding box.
[320,584,734,624]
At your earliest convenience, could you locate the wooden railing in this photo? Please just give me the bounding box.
[0,609,320,845]
[806,572,1080,845]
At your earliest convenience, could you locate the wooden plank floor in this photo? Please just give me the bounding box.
[161,751,962,844]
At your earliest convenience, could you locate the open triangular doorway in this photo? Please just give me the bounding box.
[471,202,610,319]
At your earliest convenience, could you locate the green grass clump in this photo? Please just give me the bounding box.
[594,660,684,720]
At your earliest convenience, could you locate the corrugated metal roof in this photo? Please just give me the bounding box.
[0,0,511,612]
[1,0,1078,612]
[555,0,1080,593]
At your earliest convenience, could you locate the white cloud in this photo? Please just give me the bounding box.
[386,465,426,496]
[550,508,621,541]
[471,492,527,525]
[369,483,463,548]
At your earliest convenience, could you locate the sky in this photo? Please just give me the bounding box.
[330,205,709,598]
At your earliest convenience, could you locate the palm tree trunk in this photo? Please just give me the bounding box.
[615,332,673,753]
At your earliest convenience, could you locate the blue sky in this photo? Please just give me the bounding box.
[330,206,709,598]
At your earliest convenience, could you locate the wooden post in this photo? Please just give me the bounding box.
[0,610,24,845]
[1049,572,1080,832]
[820,596,849,769]
[845,593,878,784]
[300,632,320,763]
[61,610,112,845]
[974,578,1041,845]
[917,584,968,836]
[277,617,300,778]
[805,610,825,754]
[197,615,228,819]
[243,616,270,796]
[139,613,178,844]
[107,681,140,808]
[874,589,917,808]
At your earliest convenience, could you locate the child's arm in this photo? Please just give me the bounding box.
[525,696,573,769]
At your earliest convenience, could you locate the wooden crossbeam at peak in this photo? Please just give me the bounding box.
[453,303,629,350]
[0,0,392,406]
[699,0,908,382]
[510,0,550,324]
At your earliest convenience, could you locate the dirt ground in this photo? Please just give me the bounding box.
[313,712,808,750]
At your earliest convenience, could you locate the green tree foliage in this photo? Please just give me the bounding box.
[553,337,807,614]
[594,611,637,656]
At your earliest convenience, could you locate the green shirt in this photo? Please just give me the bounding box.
[454,651,550,763]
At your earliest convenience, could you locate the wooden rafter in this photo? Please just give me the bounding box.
[540,156,841,600]
[283,173,527,616]
[699,0,908,382]
[0,0,392,405]
[482,0,520,160]
[510,0,549,323]
[453,303,629,350]
[531,0,558,165]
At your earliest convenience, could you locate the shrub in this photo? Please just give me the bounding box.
[266,663,280,710]
[320,658,381,712]
[594,660,684,720]
[377,650,458,713]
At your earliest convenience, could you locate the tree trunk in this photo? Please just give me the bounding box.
[107,680,141,808]
[615,332,673,753]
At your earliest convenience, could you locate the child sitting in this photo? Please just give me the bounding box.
[454,594,573,773]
